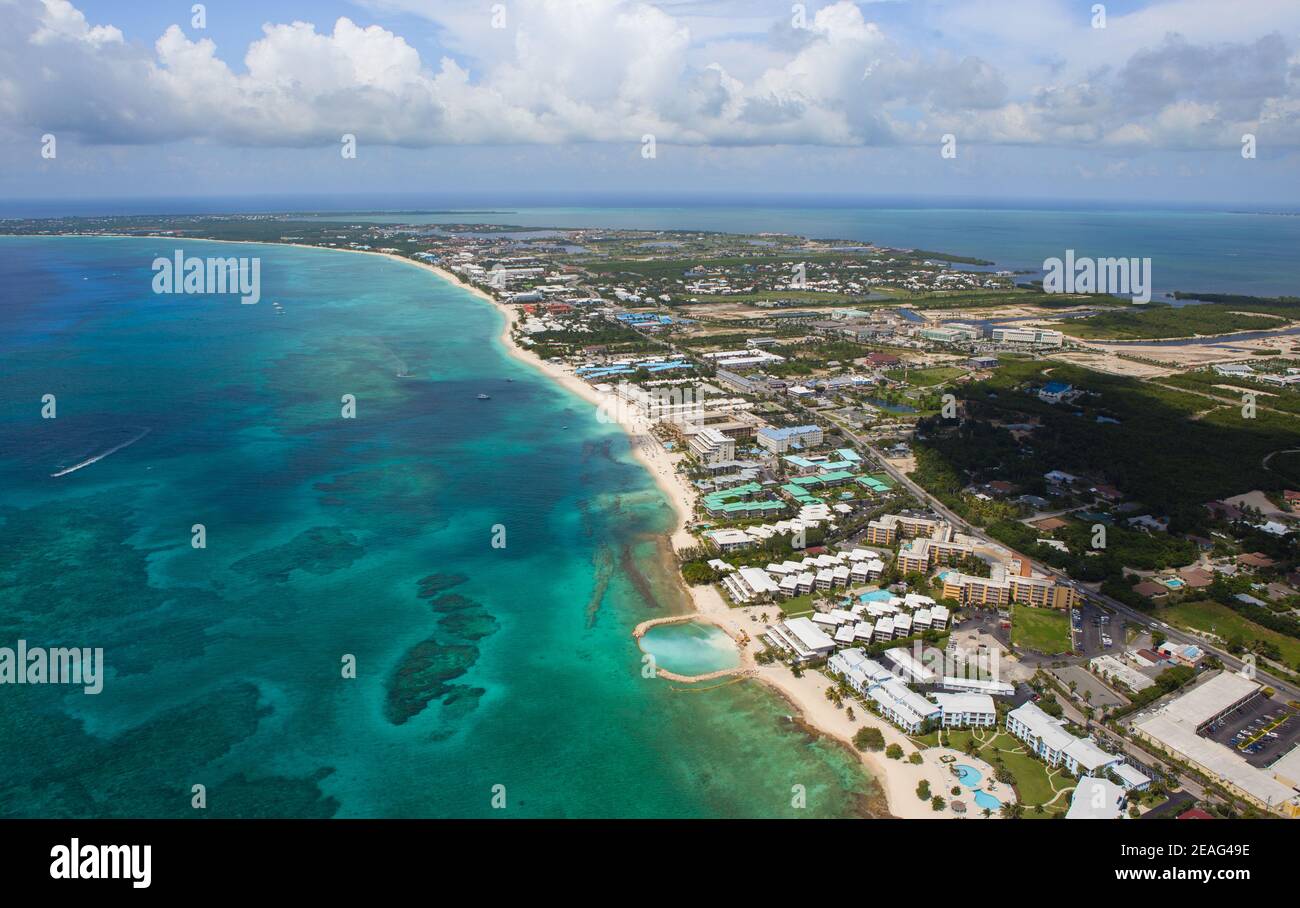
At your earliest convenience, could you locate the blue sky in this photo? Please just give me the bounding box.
[2,0,1297,209]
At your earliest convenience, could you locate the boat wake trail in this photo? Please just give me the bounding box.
[50,427,151,478]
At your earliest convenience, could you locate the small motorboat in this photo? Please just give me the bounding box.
[477,393,491,400]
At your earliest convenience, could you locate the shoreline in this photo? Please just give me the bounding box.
[21,232,972,819]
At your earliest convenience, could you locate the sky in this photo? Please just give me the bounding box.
[1,0,1298,209]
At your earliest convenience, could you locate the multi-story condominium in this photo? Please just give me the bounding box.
[850,559,886,584]
[827,649,894,696]
[931,692,997,728]
[688,427,736,465]
[865,520,898,546]
[869,678,941,734]
[866,513,944,545]
[1008,574,1077,609]
[896,539,931,574]
[764,616,835,661]
[705,528,754,553]
[1006,702,1121,776]
[940,571,1012,606]
[756,424,824,453]
[940,565,1076,610]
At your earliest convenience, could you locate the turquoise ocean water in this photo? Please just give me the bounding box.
[0,237,878,818]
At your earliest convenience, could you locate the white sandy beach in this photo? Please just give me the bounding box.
[406,255,998,819]
[56,235,982,818]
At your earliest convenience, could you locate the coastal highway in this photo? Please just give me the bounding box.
[837,426,1300,705]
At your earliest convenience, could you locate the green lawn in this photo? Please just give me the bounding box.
[885,366,966,387]
[1011,604,1073,655]
[912,727,1072,816]
[776,594,816,618]
[1157,599,1300,665]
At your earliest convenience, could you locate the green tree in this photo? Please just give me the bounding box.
[853,727,885,752]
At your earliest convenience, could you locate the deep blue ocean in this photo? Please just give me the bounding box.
[0,236,878,818]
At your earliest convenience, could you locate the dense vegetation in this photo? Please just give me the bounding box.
[1064,303,1283,340]
[921,360,1300,517]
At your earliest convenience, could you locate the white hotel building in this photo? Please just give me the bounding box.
[869,678,941,734]
[931,692,997,728]
[828,649,999,734]
[1006,701,1121,776]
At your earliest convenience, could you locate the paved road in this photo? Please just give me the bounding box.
[841,430,1300,704]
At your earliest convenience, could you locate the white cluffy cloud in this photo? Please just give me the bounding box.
[3,0,1298,150]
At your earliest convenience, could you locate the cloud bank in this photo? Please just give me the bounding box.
[3,0,1298,150]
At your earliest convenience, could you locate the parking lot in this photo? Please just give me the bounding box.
[1202,696,1300,768]
[1071,601,1126,659]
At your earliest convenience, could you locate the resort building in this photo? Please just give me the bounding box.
[1114,763,1153,792]
[1066,777,1127,819]
[940,563,1076,610]
[702,349,787,370]
[939,675,1015,697]
[721,566,783,603]
[931,692,997,728]
[701,483,788,519]
[706,528,755,553]
[850,559,886,584]
[828,649,894,695]
[884,648,939,684]
[756,424,824,453]
[1006,702,1122,776]
[765,616,836,661]
[864,513,943,546]
[688,427,736,465]
[869,677,941,734]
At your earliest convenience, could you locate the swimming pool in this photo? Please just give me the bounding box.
[859,590,894,603]
[954,764,1004,810]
